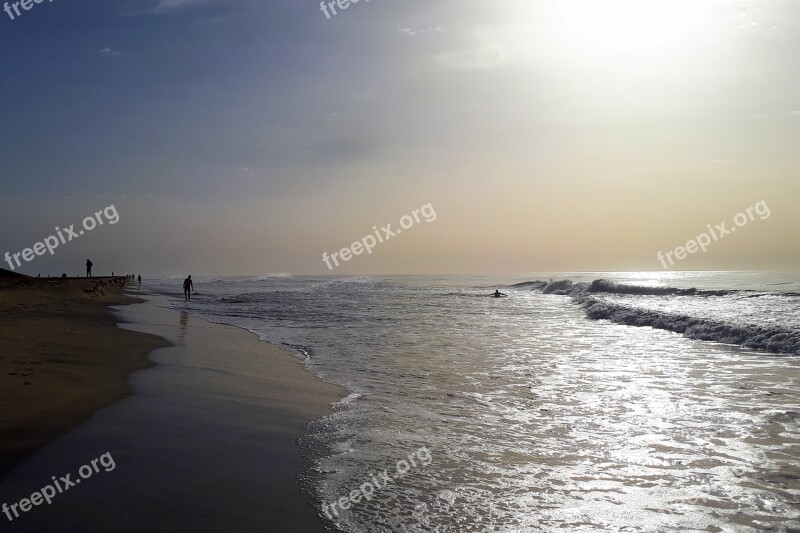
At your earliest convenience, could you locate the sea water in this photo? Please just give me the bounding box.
[148,272,800,532]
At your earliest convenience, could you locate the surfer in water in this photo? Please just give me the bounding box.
[493,290,507,298]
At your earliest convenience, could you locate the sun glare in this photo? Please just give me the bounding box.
[554,0,717,58]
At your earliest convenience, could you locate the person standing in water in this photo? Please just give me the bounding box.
[183,275,194,302]
[137,274,142,287]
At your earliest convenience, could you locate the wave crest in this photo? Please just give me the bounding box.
[579,296,800,356]
[510,278,800,356]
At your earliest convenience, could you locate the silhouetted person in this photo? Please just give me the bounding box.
[86,259,93,278]
[183,275,194,302]
[493,290,507,298]
[138,274,142,287]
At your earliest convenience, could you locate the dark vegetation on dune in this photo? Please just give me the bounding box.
[0,268,29,278]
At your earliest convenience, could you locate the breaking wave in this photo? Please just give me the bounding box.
[511,278,800,356]
[511,279,741,297]
[579,295,800,355]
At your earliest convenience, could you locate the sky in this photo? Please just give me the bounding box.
[0,0,798,276]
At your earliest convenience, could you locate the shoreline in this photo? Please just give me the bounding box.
[1,279,345,531]
[0,276,170,479]
[113,292,348,530]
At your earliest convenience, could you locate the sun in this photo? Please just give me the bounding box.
[553,0,717,57]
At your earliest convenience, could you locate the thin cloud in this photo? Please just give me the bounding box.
[99,47,121,57]
[399,26,443,37]
[434,44,505,70]
[150,0,219,13]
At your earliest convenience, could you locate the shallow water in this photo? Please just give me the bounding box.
[150,272,800,531]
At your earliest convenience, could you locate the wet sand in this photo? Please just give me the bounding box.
[0,290,344,532]
[0,275,169,478]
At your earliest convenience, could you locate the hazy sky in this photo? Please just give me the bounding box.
[0,0,798,276]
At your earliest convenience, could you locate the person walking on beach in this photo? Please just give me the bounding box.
[183,275,193,302]
[138,274,142,287]
[86,259,93,278]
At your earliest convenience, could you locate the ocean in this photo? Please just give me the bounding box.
[147,272,800,532]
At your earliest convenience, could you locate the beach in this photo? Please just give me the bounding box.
[0,274,169,478]
[3,0,800,529]
[0,276,343,531]
[146,273,800,532]
[2,271,799,531]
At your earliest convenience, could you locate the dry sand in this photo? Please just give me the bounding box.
[0,273,169,478]
[0,275,345,532]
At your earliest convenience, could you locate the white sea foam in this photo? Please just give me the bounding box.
[146,272,800,531]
